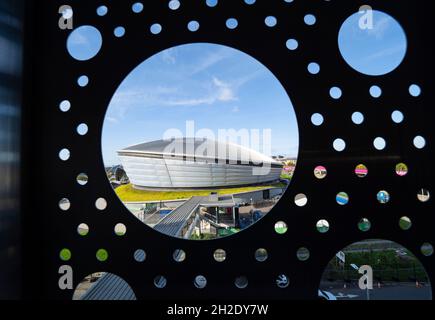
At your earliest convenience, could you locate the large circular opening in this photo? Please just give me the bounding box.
[319,240,432,300]
[102,43,299,240]
[338,9,407,76]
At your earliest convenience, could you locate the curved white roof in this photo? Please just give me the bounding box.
[118,138,281,166]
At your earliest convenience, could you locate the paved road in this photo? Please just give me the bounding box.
[323,283,432,300]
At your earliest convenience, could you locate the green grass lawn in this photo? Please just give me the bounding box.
[115,183,286,202]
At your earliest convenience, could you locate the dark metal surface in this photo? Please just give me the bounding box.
[22,0,434,300]
[0,0,23,300]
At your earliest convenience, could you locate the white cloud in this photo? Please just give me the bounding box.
[368,16,391,39]
[161,48,176,64]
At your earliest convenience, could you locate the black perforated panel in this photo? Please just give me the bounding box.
[23,0,434,300]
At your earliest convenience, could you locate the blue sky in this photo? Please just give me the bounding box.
[101,43,299,166]
[66,8,410,166]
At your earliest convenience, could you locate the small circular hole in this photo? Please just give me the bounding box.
[417,189,430,203]
[421,243,433,257]
[77,123,88,136]
[194,275,207,289]
[134,249,146,262]
[59,100,71,112]
[409,84,422,97]
[286,39,298,50]
[311,113,324,126]
[235,276,248,289]
[314,166,327,179]
[77,223,89,236]
[154,276,167,288]
[206,0,218,7]
[59,148,70,161]
[265,16,277,27]
[187,20,200,32]
[114,26,125,37]
[150,23,162,34]
[304,14,316,26]
[316,220,329,233]
[60,248,72,261]
[351,112,364,125]
[413,136,426,149]
[114,223,127,236]
[95,198,107,210]
[358,218,371,232]
[374,137,386,150]
[329,87,342,100]
[77,75,89,87]
[96,5,108,16]
[369,85,382,98]
[377,190,390,204]
[76,173,88,186]
[392,110,404,124]
[226,18,238,29]
[213,249,226,262]
[307,62,320,74]
[399,216,412,231]
[355,164,368,178]
[276,274,290,288]
[132,2,143,13]
[333,138,346,152]
[296,247,310,261]
[395,163,408,177]
[169,0,181,10]
[336,192,349,206]
[59,198,71,211]
[274,221,288,235]
[96,249,109,262]
[294,193,308,207]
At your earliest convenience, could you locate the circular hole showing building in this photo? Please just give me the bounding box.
[275,221,288,235]
[358,218,371,232]
[319,240,432,300]
[77,223,89,236]
[59,198,71,211]
[73,272,137,300]
[154,276,167,289]
[76,173,88,186]
[395,163,408,177]
[314,166,327,179]
[377,190,390,204]
[102,43,299,240]
[235,276,248,289]
[255,248,268,262]
[294,193,308,207]
[316,220,330,233]
[336,192,349,206]
[297,247,310,261]
[173,249,186,262]
[417,189,430,203]
[194,275,207,289]
[399,216,412,231]
[134,249,146,262]
[276,274,290,288]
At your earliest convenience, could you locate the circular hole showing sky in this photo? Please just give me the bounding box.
[102,43,299,240]
[338,10,407,76]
